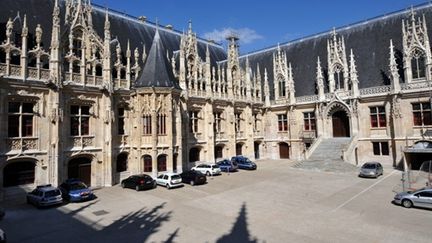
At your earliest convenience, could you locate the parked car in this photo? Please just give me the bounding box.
[180,170,207,186]
[26,184,63,208]
[192,163,222,176]
[217,159,238,172]
[394,188,432,209]
[359,162,383,178]
[121,174,156,191]
[231,156,257,170]
[59,179,94,202]
[0,208,4,220]
[156,173,183,189]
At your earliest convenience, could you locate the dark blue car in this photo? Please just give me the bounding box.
[231,156,257,170]
[217,159,238,172]
[59,179,94,202]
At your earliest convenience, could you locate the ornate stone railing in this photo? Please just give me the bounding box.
[216,132,227,140]
[72,136,94,149]
[72,73,81,83]
[296,95,318,104]
[401,81,431,91]
[40,69,50,80]
[6,137,39,151]
[253,131,264,138]
[360,85,391,96]
[236,131,244,138]
[28,67,38,79]
[95,77,103,86]
[9,64,21,77]
[0,63,6,74]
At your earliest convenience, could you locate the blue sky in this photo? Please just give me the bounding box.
[92,0,428,54]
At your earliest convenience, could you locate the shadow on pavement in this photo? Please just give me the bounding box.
[216,202,260,243]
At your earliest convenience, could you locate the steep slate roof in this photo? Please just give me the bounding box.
[135,28,180,89]
[0,0,226,71]
[239,3,432,99]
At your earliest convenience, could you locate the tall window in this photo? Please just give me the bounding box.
[235,113,241,132]
[118,108,125,135]
[143,155,152,172]
[372,142,389,156]
[278,77,286,97]
[70,105,90,136]
[370,106,386,128]
[190,111,199,133]
[214,112,222,133]
[253,114,259,132]
[278,114,288,132]
[411,50,426,79]
[413,102,432,126]
[157,114,166,135]
[334,65,344,90]
[8,102,34,138]
[303,112,316,131]
[143,115,152,135]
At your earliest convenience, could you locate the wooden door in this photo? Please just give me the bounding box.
[78,164,91,186]
[236,144,243,156]
[332,111,350,137]
[215,146,223,159]
[279,143,290,159]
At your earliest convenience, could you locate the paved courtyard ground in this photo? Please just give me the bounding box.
[1,159,431,243]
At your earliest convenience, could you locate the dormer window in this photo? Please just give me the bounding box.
[278,76,286,97]
[333,65,344,90]
[411,49,426,80]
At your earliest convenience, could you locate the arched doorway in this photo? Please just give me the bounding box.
[279,142,290,159]
[68,157,92,186]
[189,147,200,162]
[332,110,350,137]
[254,142,261,159]
[3,161,36,187]
[116,153,128,173]
[236,143,243,156]
[215,145,224,159]
[157,155,167,172]
[143,155,152,172]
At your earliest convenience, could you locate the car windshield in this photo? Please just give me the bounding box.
[45,190,61,197]
[70,182,88,191]
[171,175,181,180]
[362,164,376,169]
[212,165,220,168]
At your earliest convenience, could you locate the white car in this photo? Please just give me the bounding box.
[192,163,221,176]
[156,173,183,189]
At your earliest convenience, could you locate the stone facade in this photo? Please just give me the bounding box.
[1,1,432,196]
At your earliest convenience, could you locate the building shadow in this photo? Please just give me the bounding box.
[216,203,259,243]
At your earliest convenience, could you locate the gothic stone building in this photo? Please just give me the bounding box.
[1,0,432,197]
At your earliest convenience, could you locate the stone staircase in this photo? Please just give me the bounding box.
[293,138,358,173]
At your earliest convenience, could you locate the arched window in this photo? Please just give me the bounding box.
[411,49,426,79]
[116,153,128,173]
[143,155,152,172]
[4,161,35,187]
[333,65,344,90]
[157,155,167,172]
[278,76,286,97]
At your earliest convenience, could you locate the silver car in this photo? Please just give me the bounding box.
[27,184,63,208]
[359,162,383,178]
[394,188,432,209]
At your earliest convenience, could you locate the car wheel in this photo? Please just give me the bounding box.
[121,182,125,188]
[190,180,195,186]
[167,184,171,190]
[206,171,210,176]
[402,199,413,208]
[135,185,140,191]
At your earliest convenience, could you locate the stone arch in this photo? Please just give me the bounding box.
[236,142,244,156]
[279,142,290,159]
[189,147,201,163]
[143,154,152,173]
[3,159,37,187]
[116,152,128,173]
[326,101,351,118]
[326,103,351,138]
[214,144,225,160]
[68,155,93,186]
[157,154,167,172]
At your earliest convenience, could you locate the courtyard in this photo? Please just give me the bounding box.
[0,159,431,243]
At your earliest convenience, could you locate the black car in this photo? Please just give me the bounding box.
[180,170,207,186]
[121,174,156,191]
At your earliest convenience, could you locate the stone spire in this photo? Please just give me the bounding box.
[287,63,295,104]
[50,0,61,86]
[264,68,270,106]
[349,49,359,98]
[389,39,401,92]
[316,56,325,101]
